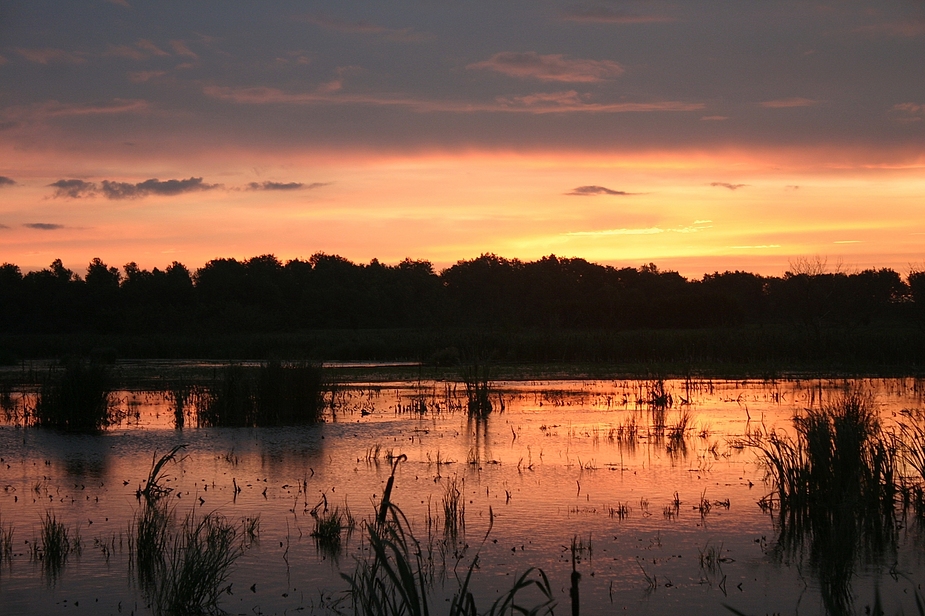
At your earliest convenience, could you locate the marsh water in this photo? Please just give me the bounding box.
[1,372,925,615]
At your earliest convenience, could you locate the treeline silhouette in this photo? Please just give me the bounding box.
[2,253,923,336]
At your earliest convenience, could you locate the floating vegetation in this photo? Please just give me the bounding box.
[31,360,114,432]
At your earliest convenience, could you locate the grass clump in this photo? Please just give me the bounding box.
[152,510,243,616]
[751,389,898,615]
[32,360,114,431]
[343,460,555,616]
[31,512,72,578]
[197,361,327,427]
[462,361,493,418]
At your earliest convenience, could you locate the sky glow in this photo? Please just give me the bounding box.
[1,1,923,277]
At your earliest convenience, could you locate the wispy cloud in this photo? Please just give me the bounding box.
[565,185,634,196]
[853,19,925,38]
[890,102,924,122]
[203,85,704,114]
[246,181,330,191]
[50,177,219,199]
[24,223,65,230]
[559,5,674,24]
[0,176,16,187]
[105,39,171,61]
[15,48,87,65]
[169,40,199,59]
[566,222,709,237]
[759,97,820,108]
[0,224,9,229]
[730,244,781,249]
[467,52,624,82]
[300,15,435,42]
[711,182,748,190]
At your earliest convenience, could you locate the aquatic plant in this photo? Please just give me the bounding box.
[343,469,554,616]
[311,507,346,556]
[32,512,71,577]
[751,389,898,615]
[197,361,327,427]
[152,510,243,616]
[442,475,465,541]
[32,360,114,431]
[0,515,12,565]
[462,361,493,418]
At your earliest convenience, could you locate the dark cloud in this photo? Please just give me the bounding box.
[0,176,15,187]
[0,224,9,229]
[100,177,219,199]
[711,182,748,190]
[560,5,675,24]
[24,223,64,230]
[566,185,633,196]
[246,181,330,191]
[50,179,96,198]
[51,177,219,199]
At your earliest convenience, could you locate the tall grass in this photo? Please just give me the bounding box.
[31,512,72,578]
[32,360,114,431]
[152,510,243,616]
[197,361,327,427]
[461,361,493,418]
[342,461,555,616]
[751,390,898,615]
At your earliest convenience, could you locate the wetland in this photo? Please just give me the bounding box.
[1,362,925,615]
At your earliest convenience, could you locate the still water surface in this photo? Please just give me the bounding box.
[1,376,924,615]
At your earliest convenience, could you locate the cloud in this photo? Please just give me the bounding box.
[0,224,9,229]
[566,222,710,237]
[890,102,924,122]
[246,181,330,191]
[700,115,728,121]
[15,48,87,65]
[204,84,704,114]
[854,19,925,38]
[50,177,219,199]
[711,182,748,190]
[467,52,624,82]
[169,40,198,59]
[566,185,633,196]
[136,40,170,56]
[100,177,219,198]
[50,179,96,198]
[24,99,150,119]
[759,97,820,108]
[0,176,16,187]
[128,70,167,83]
[300,15,435,42]
[559,6,674,24]
[24,223,64,230]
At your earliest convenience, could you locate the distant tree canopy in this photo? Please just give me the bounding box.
[0,254,920,334]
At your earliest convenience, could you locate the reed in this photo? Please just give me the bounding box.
[0,516,12,565]
[442,475,465,541]
[197,361,327,427]
[462,361,493,418]
[152,510,243,616]
[311,507,346,556]
[32,360,114,431]
[32,512,71,576]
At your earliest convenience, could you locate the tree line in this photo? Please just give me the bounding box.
[1,253,923,335]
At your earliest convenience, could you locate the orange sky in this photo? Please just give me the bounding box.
[1,2,923,278]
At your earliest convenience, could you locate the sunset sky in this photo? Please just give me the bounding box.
[1,0,923,277]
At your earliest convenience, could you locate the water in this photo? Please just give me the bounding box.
[1,375,924,615]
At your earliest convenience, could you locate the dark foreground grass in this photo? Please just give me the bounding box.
[131,446,248,615]
[343,460,555,616]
